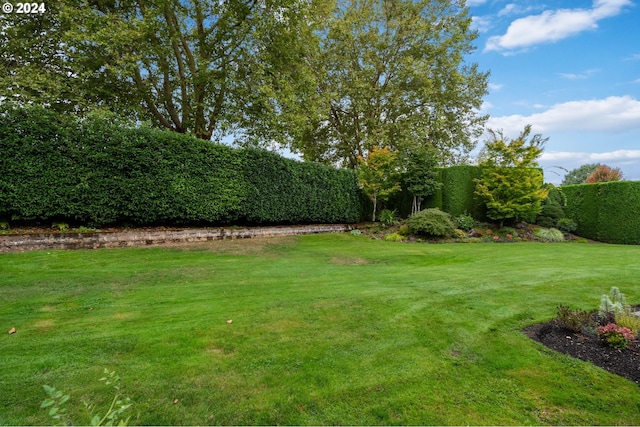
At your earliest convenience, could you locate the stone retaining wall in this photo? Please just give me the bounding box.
[0,224,353,253]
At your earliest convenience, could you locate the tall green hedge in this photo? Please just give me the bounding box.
[423,166,485,220]
[563,181,640,244]
[0,106,362,227]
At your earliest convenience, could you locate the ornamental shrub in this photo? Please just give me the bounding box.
[384,232,404,242]
[556,218,577,233]
[556,305,594,333]
[534,228,564,242]
[536,185,565,228]
[455,212,475,231]
[407,208,455,238]
[597,323,635,349]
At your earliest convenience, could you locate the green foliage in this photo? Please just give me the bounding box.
[586,165,624,183]
[561,163,601,185]
[475,126,548,225]
[615,311,640,337]
[498,227,517,237]
[294,0,488,168]
[358,147,402,222]
[441,166,486,219]
[378,209,398,226]
[42,369,132,426]
[597,323,634,349]
[52,222,69,232]
[401,146,441,215]
[407,208,455,238]
[397,224,411,236]
[556,218,577,233]
[556,305,594,333]
[5,0,318,142]
[453,229,468,239]
[384,232,404,242]
[0,106,362,226]
[455,212,475,231]
[599,287,627,319]
[536,185,565,228]
[41,385,71,425]
[563,181,640,244]
[535,228,565,242]
[0,220,9,230]
[350,229,363,237]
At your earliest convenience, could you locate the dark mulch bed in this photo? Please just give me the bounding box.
[523,320,640,386]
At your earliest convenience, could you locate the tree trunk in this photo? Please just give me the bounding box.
[372,193,377,222]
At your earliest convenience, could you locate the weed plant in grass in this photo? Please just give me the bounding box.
[2,235,640,425]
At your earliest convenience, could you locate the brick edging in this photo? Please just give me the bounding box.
[0,224,354,253]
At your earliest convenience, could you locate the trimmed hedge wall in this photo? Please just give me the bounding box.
[424,166,486,220]
[563,181,640,244]
[0,106,362,227]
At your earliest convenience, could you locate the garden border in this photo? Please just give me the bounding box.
[0,224,353,253]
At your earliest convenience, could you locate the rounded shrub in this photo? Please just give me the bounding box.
[455,212,475,231]
[384,232,404,242]
[557,218,577,233]
[407,208,455,238]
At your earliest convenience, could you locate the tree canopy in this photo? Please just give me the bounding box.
[2,0,488,160]
[475,125,548,225]
[289,0,489,168]
[561,163,601,186]
[1,0,318,140]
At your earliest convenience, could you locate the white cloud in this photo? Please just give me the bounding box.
[471,16,492,33]
[558,69,599,79]
[486,96,640,135]
[466,0,489,6]
[488,82,503,91]
[541,150,640,162]
[497,3,541,17]
[485,0,632,53]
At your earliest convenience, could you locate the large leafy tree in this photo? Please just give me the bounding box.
[1,0,317,141]
[585,165,624,183]
[475,125,548,226]
[290,0,489,168]
[561,163,601,186]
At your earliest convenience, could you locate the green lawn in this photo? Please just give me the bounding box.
[2,234,640,425]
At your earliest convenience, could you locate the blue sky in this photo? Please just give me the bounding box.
[466,0,640,183]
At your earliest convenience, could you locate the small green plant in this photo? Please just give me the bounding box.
[0,220,9,230]
[453,229,467,239]
[42,369,133,426]
[41,385,71,425]
[535,228,564,242]
[599,286,627,321]
[52,222,69,232]
[407,208,455,238]
[615,310,640,336]
[556,218,577,233]
[396,224,411,236]
[378,209,398,226]
[498,226,517,237]
[384,232,404,242]
[455,213,475,231]
[350,229,362,237]
[556,305,593,333]
[597,323,635,349]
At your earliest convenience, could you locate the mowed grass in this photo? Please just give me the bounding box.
[2,234,640,425]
